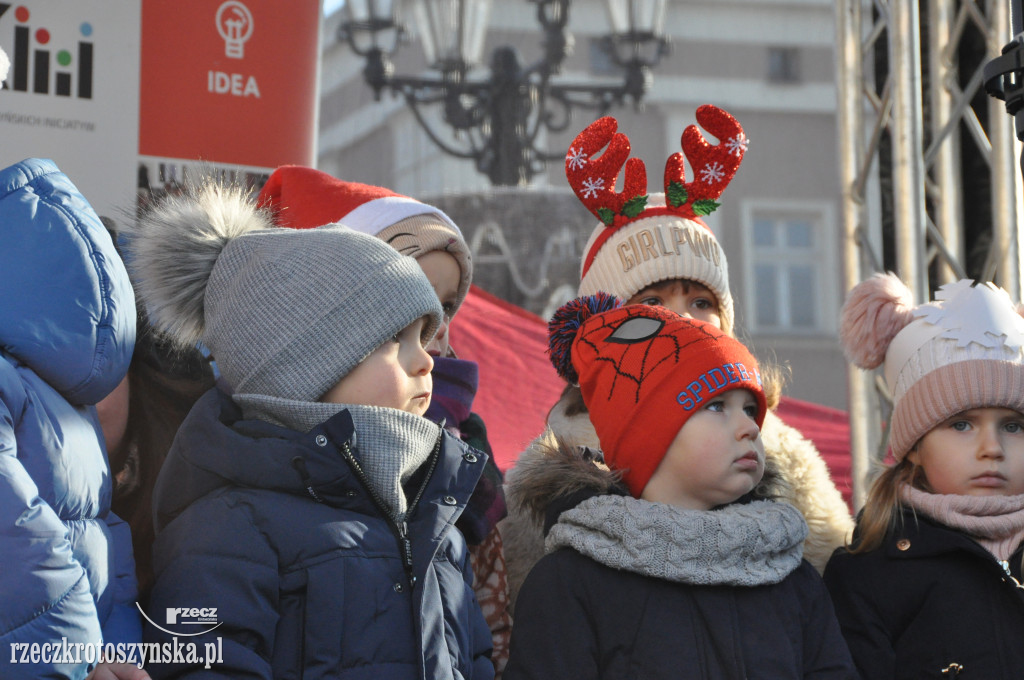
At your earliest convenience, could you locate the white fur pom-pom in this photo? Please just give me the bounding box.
[839,272,917,369]
[128,179,273,347]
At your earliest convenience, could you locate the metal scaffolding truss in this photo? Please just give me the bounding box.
[835,0,1023,508]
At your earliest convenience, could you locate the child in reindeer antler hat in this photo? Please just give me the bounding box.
[501,106,853,609]
[504,295,856,679]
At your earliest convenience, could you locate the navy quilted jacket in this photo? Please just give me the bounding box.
[145,389,494,679]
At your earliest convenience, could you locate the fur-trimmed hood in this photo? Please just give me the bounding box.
[501,394,854,610]
[509,430,788,536]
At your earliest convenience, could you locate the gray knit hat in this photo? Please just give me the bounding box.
[128,179,443,403]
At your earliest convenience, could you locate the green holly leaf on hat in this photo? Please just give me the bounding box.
[691,199,720,216]
[667,181,688,208]
[597,207,616,225]
[621,195,648,219]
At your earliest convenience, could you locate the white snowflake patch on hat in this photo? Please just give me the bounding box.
[914,279,1024,351]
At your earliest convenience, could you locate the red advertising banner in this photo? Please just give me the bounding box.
[139,0,319,169]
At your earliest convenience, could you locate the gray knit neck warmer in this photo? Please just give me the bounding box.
[236,393,439,518]
[547,495,808,586]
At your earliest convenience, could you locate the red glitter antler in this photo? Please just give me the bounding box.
[565,117,648,227]
[663,105,748,217]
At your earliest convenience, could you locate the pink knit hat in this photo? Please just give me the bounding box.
[840,274,1024,459]
[256,166,473,315]
[567,106,748,335]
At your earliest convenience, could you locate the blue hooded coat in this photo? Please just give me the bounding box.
[0,158,139,679]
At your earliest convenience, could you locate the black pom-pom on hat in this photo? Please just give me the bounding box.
[548,292,621,384]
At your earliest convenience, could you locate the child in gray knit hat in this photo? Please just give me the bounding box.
[127,179,494,679]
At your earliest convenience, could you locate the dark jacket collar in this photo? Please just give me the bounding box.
[153,389,486,535]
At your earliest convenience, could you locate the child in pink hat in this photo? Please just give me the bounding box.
[826,274,1024,678]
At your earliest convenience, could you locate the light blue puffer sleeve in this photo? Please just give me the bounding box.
[0,369,101,680]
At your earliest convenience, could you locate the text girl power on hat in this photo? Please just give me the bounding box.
[677,363,762,410]
[616,224,722,273]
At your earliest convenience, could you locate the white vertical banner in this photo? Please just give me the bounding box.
[0,1,141,220]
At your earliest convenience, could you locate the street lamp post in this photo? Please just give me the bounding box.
[339,0,668,186]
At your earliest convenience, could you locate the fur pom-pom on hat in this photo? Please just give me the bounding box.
[842,275,1024,458]
[548,292,622,384]
[128,180,273,348]
[839,272,916,370]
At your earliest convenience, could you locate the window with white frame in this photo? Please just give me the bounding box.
[743,205,833,333]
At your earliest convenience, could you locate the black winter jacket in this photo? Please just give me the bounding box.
[824,509,1024,679]
[507,549,855,680]
[503,440,856,680]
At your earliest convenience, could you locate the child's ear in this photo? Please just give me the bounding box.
[905,447,921,466]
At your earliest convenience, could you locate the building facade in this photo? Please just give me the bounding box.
[318,0,848,409]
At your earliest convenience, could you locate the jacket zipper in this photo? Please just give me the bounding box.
[338,433,444,589]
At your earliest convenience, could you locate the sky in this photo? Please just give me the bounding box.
[324,0,344,16]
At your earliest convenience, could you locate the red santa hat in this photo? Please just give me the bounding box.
[257,165,473,315]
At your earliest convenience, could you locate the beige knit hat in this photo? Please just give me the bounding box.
[840,274,1024,459]
[566,107,747,335]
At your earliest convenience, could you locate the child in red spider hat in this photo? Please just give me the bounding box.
[504,295,856,680]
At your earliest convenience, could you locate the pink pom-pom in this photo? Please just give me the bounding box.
[839,272,917,369]
[547,293,621,383]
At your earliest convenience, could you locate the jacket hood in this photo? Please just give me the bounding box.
[0,158,135,404]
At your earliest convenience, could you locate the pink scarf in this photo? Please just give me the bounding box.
[899,484,1024,561]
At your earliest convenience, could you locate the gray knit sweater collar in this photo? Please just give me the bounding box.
[547,495,808,586]
[235,393,439,519]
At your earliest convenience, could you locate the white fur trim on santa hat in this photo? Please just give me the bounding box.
[577,194,733,334]
[342,195,460,238]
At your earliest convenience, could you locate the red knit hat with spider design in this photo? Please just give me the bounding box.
[549,294,766,497]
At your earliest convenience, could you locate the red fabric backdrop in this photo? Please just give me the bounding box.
[455,286,854,508]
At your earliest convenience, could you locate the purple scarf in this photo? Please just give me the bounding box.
[425,356,478,435]
[425,356,506,544]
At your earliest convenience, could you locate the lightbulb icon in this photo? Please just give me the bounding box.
[216,1,253,59]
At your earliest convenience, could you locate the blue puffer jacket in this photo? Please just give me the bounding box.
[0,158,139,679]
[145,389,494,680]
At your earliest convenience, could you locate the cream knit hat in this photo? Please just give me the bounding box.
[576,193,733,334]
[566,107,747,335]
[840,274,1024,459]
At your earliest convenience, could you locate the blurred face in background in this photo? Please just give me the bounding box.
[416,250,461,357]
